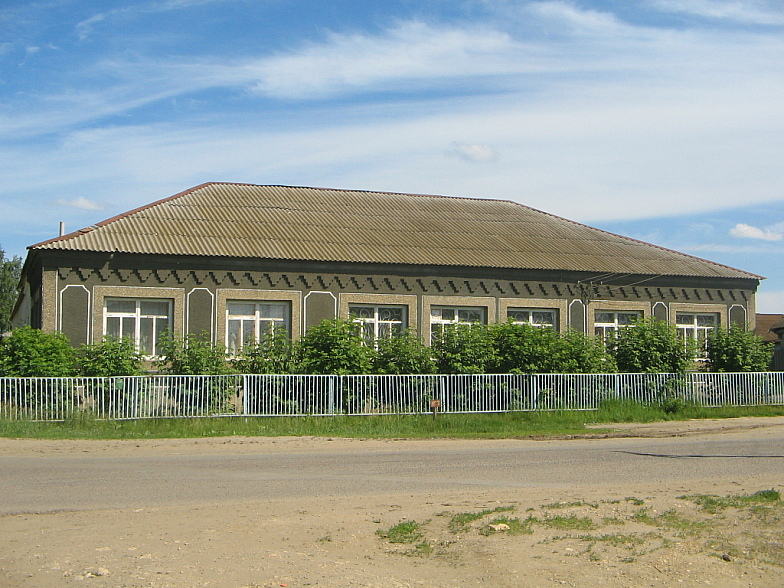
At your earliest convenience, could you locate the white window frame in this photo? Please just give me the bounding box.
[104,297,172,357]
[226,301,291,355]
[676,312,718,358]
[430,306,486,340]
[348,304,406,345]
[507,308,557,330]
[594,310,642,343]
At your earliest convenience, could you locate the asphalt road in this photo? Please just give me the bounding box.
[2,431,783,515]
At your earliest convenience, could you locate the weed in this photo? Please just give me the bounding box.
[680,489,781,514]
[479,515,535,536]
[448,506,515,534]
[542,500,598,510]
[625,497,645,506]
[540,514,596,531]
[377,520,425,544]
[632,508,705,534]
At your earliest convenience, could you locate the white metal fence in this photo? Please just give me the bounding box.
[2,372,784,421]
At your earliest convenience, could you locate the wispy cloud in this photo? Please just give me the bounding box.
[57,196,105,210]
[650,0,784,25]
[447,142,499,163]
[730,223,784,241]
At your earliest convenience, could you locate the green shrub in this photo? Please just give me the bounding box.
[235,331,296,374]
[372,332,435,375]
[431,324,496,374]
[555,330,616,373]
[297,319,372,375]
[610,318,692,373]
[706,327,771,372]
[0,326,76,377]
[156,333,232,375]
[78,337,144,377]
[490,322,560,374]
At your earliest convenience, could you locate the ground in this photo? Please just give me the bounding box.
[1,418,783,587]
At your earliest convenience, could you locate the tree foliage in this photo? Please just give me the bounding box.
[0,247,22,333]
[706,327,771,372]
[0,326,76,377]
[609,317,693,373]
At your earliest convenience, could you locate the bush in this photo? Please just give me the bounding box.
[706,327,772,372]
[554,330,616,374]
[372,331,435,375]
[156,333,232,375]
[0,326,76,377]
[610,318,693,373]
[78,337,144,377]
[235,331,296,374]
[431,324,496,374]
[297,319,372,375]
[490,322,561,374]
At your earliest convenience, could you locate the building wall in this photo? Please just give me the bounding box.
[31,251,758,348]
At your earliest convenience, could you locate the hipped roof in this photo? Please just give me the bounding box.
[31,183,761,280]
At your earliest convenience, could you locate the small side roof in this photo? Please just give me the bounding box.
[31,182,762,280]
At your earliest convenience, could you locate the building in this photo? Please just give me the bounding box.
[12,183,761,355]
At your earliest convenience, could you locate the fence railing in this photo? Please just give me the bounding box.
[2,372,784,421]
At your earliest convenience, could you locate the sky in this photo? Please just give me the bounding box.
[1,0,783,313]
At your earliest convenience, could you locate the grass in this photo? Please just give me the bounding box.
[679,489,781,514]
[448,506,516,533]
[376,520,425,544]
[2,401,783,440]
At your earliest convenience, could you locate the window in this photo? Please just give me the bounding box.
[430,306,485,340]
[227,301,290,355]
[105,298,172,356]
[594,311,641,343]
[507,308,557,330]
[349,305,406,345]
[676,313,718,358]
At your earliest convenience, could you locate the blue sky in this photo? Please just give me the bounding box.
[1,0,783,312]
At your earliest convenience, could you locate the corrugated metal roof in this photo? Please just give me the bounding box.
[31,183,761,280]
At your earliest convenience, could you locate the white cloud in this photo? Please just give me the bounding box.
[247,21,515,99]
[57,196,105,210]
[730,223,783,241]
[75,13,106,41]
[448,142,498,163]
[650,0,784,25]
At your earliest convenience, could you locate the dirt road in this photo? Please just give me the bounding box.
[1,417,783,587]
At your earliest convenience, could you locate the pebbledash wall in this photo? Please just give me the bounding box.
[12,183,760,352]
[23,250,755,348]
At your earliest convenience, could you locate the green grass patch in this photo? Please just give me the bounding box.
[540,514,596,531]
[377,520,425,544]
[632,508,706,533]
[2,402,783,440]
[479,515,536,536]
[448,505,515,533]
[679,489,781,514]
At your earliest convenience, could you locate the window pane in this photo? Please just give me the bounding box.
[227,320,241,355]
[139,317,154,355]
[106,316,121,339]
[595,313,613,324]
[379,307,402,322]
[154,319,169,356]
[261,303,286,320]
[697,314,716,327]
[121,317,135,340]
[106,299,136,313]
[228,302,256,316]
[508,310,529,323]
[140,300,169,317]
[676,314,694,325]
[440,308,455,321]
[350,306,374,319]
